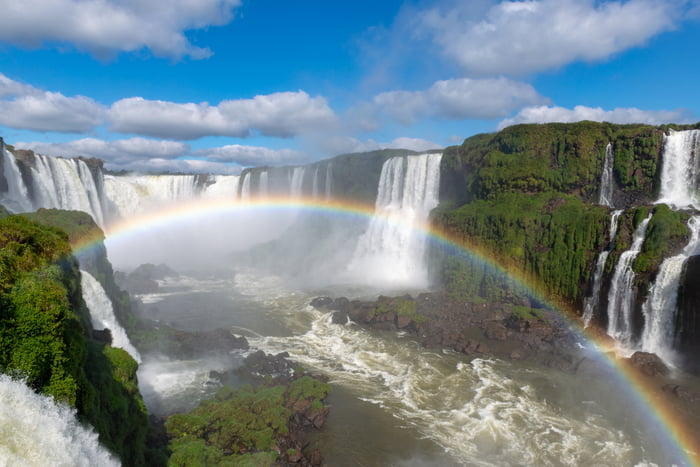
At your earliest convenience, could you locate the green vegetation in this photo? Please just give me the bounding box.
[435,122,696,311]
[0,213,150,464]
[372,296,427,323]
[165,376,330,465]
[434,192,610,306]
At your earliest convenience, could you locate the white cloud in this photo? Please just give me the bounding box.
[0,73,105,132]
[194,145,309,166]
[418,0,678,75]
[0,0,241,59]
[120,158,242,175]
[372,77,546,124]
[16,137,189,167]
[316,135,442,156]
[498,105,692,129]
[109,91,337,140]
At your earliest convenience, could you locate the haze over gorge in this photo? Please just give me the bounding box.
[1,121,700,465]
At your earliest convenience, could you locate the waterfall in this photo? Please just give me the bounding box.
[290,167,305,198]
[641,216,700,364]
[0,147,33,212]
[259,171,269,197]
[30,155,106,226]
[583,210,623,326]
[657,129,700,209]
[311,167,319,198]
[325,162,333,199]
[599,143,615,207]
[0,374,119,466]
[201,174,240,200]
[606,213,652,346]
[80,270,142,363]
[347,153,442,286]
[239,172,251,201]
[104,174,201,218]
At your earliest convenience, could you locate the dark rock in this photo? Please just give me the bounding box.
[310,296,334,309]
[628,351,670,377]
[92,328,112,344]
[396,314,413,329]
[484,322,508,340]
[662,384,700,403]
[331,310,349,324]
[240,350,295,382]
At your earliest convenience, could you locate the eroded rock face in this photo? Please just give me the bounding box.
[677,255,700,374]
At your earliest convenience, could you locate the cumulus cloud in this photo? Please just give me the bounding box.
[371,77,546,125]
[0,0,241,59]
[316,135,442,157]
[194,145,309,166]
[0,73,105,132]
[498,105,693,129]
[119,158,242,175]
[109,91,337,140]
[16,137,189,167]
[417,0,679,76]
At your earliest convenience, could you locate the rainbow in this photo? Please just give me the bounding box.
[70,195,700,466]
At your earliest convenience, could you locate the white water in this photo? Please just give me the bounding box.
[240,172,251,201]
[311,166,319,198]
[258,170,269,197]
[658,129,700,209]
[104,174,202,218]
[583,210,623,327]
[347,153,442,286]
[0,374,119,466]
[80,270,142,363]
[325,162,333,199]
[31,155,106,226]
[641,216,700,364]
[599,143,615,207]
[0,148,33,212]
[201,174,240,200]
[606,213,652,346]
[290,166,306,198]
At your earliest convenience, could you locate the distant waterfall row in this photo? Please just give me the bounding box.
[0,141,340,227]
[587,129,700,365]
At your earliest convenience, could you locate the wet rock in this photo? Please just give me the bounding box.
[92,328,112,344]
[627,351,670,377]
[330,310,349,324]
[484,322,508,341]
[310,296,334,309]
[662,384,700,403]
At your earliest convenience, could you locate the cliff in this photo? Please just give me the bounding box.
[0,209,151,464]
[434,121,699,351]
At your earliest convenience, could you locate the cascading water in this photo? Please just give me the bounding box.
[311,166,319,198]
[201,174,240,200]
[0,147,33,212]
[30,154,107,226]
[606,213,652,346]
[0,374,119,466]
[325,162,333,199]
[80,270,142,363]
[599,143,615,207]
[290,167,305,198]
[641,216,700,365]
[259,171,269,197]
[657,129,700,209]
[583,209,622,327]
[240,172,251,201]
[346,153,442,286]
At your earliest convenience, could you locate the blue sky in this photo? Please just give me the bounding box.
[0,0,699,173]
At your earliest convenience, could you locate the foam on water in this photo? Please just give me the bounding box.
[0,374,119,466]
[250,304,650,466]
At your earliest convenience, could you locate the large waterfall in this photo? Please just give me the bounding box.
[347,153,442,286]
[80,270,142,363]
[640,217,700,364]
[1,149,108,225]
[657,129,700,209]
[583,209,622,327]
[599,143,615,207]
[606,213,652,346]
[0,374,119,466]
